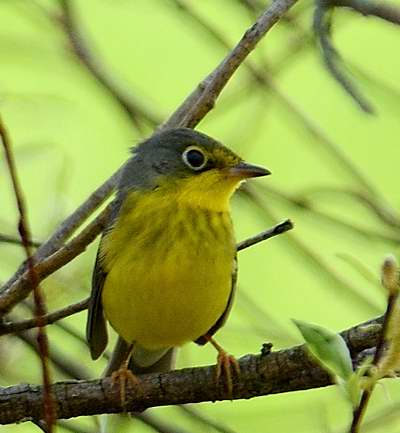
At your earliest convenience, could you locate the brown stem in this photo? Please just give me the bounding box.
[349,292,398,433]
[0,115,55,431]
[0,298,89,336]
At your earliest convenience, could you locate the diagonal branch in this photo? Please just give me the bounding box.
[0,0,299,318]
[163,0,298,129]
[0,316,383,424]
[0,204,112,316]
[0,172,118,302]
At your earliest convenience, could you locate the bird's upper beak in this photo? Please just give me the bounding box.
[226,161,271,179]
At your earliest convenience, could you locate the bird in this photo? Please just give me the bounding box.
[86,127,270,401]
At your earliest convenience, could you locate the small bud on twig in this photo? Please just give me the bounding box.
[381,254,399,294]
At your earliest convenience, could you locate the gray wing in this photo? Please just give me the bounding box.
[86,246,108,360]
[86,200,122,360]
[195,254,238,345]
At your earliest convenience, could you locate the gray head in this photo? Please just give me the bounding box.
[118,128,269,193]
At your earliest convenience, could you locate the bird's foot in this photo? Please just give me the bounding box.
[111,364,141,407]
[205,336,240,397]
[215,349,240,397]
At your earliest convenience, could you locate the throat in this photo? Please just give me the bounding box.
[155,171,242,213]
[174,182,240,213]
[178,192,231,212]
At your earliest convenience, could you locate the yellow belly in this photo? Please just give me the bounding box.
[101,195,235,350]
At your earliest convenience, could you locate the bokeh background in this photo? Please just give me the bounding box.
[1,0,400,432]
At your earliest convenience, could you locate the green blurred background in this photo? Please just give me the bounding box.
[1,0,400,432]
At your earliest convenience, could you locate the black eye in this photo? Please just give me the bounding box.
[182,146,207,171]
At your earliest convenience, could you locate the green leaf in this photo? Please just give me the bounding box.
[293,319,353,381]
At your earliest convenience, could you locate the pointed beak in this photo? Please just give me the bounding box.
[227,161,271,179]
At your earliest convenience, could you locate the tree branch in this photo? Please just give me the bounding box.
[333,0,400,25]
[0,0,299,318]
[314,0,374,114]
[0,316,383,425]
[313,0,400,113]
[0,233,40,248]
[0,298,89,336]
[0,172,118,301]
[0,204,111,316]
[162,0,298,129]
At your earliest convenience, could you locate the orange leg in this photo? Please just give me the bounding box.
[111,345,141,407]
[205,336,240,397]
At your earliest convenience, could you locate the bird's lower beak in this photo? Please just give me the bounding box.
[227,161,271,178]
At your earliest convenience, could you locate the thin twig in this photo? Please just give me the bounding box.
[349,293,398,432]
[0,115,55,431]
[349,258,399,433]
[314,0,374,113]
[313,0,400,113]
[0,298,89,336]
[237,219,294,251]
[333,0,400,25]
[0,233,41,248]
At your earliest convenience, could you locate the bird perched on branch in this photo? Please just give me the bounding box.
[86,128,270,400]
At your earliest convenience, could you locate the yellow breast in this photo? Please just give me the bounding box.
[101,188,236,350]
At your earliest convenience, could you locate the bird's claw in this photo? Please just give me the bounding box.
[111,365,141,407]
[215,350,240,397]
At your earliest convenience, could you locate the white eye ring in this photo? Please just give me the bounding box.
[182,146,208,171]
